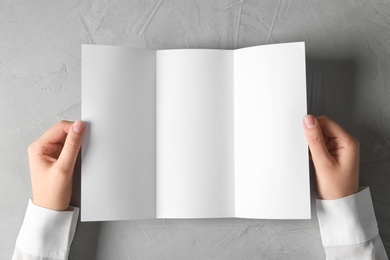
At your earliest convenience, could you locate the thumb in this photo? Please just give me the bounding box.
[302,115,334,166]
[57,120,85,172]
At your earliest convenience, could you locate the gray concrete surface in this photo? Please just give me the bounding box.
[1,0,389,259]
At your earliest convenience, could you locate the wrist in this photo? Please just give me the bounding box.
[32,197,70,211]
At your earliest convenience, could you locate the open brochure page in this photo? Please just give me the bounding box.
[81,43,310,221]
[156,49,235,218]
[81,45,157,221]
[233,42,310,219]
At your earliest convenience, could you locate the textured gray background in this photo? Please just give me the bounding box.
[1,0,389,259]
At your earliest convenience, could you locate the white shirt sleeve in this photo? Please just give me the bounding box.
[317,187,388,260]
[12,199,79,260]
[12,189,388,259]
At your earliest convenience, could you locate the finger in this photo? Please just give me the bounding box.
[323,135,330,145]
[317,116,350,140]
[326,138,347,154]
[57,121,86,173]
[303,115,335,166]
[38,121,74,145]
[317,116,359,154]
[30,121,74,157]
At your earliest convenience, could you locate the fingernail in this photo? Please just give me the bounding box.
[303,115,315,129]
[73,120,85,133]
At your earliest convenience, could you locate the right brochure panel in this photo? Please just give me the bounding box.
[234,42,310,219]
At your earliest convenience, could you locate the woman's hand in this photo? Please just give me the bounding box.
[303,115,359,200]
[28,120,85,210]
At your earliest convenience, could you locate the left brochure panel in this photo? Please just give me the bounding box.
[81,45,157,221]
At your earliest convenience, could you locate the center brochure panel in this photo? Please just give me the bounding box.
[81,42,310,221]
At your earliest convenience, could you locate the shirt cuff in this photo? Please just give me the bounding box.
[316,187,379,246]
[14,199,79,259]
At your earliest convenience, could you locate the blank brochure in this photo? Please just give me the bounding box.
[81,42,310,221]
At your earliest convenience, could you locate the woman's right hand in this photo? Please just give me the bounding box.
[302,115,359,200]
